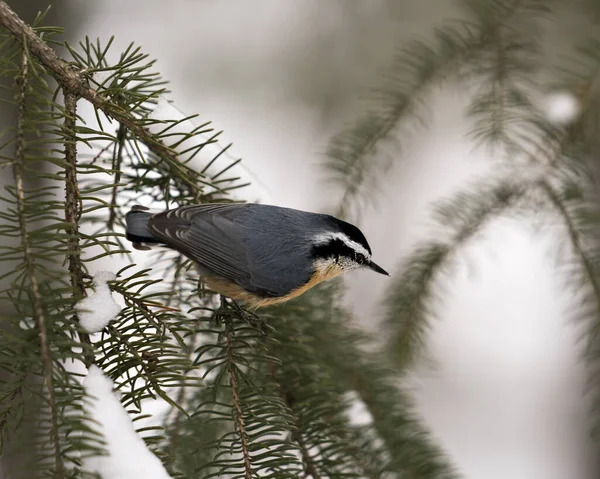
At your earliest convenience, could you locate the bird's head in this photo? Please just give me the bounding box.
[310,219,389,277]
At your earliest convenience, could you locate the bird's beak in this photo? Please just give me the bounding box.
[367,261,390,276]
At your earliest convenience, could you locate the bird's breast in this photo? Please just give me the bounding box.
[203,261,344,309]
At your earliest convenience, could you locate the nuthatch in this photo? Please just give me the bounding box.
[125,203,389,308]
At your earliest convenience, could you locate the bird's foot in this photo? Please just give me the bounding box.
[216,296,265,331]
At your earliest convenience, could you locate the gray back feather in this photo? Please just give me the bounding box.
[235,205,332,294]
[147,204,334,297]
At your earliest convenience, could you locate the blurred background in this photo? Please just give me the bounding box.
[4,1,597,478]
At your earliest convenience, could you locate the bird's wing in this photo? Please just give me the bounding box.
[148,203,251,281]
[147,203,302,296]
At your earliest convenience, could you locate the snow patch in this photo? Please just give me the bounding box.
[82,366,173,479]
[76,271,121,333]
[344,391,374,427]
[542,91,580,125]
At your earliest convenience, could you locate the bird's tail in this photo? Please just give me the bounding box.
[125,205,160,250]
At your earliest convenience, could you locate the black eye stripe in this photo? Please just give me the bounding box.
[332,221,371,254]
[312,238,352,259]
[312,238,366,263]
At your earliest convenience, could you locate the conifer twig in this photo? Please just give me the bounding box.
[385,181,523,368]
[0,0,204,201]
[487,26,509,147]
[268,363,322,479]
[63,91,94,367]
[14,48,63,476]
[224,318,252,479]
[107,125,126,230]
[330,0,527,218]
[0,381,24,437]
[167,333,199,459]
[541,180,600,442]
[541,180,600,321]
[296,431,321,479]
[111,285,185,343]
[104,324,188,415]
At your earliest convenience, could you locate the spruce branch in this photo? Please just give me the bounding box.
[467,21,533,152]
[280,284,458,478]
[111,283,185,347]
[0,375,25,442]
[348,360,458,479]
[256,284,456,478]
[107,125,126,230]
[63,91,94,367]
[295,432,321,479]
[491,27,508,141]
[269,365,322,479]
[0,0,205,201]
[13,47,63,476]
[540,180,600,439]
[468,8,546,152]
[326,0,534,218]
[224,316,253,479]
[165,332,200,466]
[189,305,304,478]
[105,323,188,415]
[541,180,600,303]
[385,181,524,369]
[290,414,322,479]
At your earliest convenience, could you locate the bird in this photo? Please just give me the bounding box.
[125,203,389,309]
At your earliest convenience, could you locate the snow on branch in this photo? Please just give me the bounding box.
[76,271,122,333]
[82,366,173,479]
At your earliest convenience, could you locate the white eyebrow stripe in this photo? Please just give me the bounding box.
[313,232,371,258]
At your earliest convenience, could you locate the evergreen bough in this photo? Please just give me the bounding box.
[0,2,458,478]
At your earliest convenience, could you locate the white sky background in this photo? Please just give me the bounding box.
[72,1,593,478]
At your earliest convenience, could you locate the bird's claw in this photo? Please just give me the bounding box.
[215,296,264,331]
